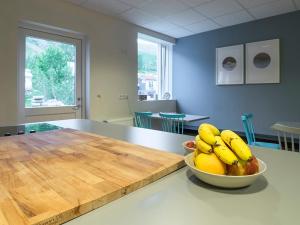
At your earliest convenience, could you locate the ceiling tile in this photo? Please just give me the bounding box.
[65,0,300,38]
[181,0,214,7]
[185,19,220,33]
[145,20,179,32]
[138,0,189,18]
[119,8,158,26]
[83,0,132,15]
[236,0,276,8]
[213,10,253,26]
[163,27,193,38]
[65,0,87,5]
[294,0,300,9]
[195,0,243,18]
[249,0,296,19]
[167,9,207,26]
[118,0,150,7]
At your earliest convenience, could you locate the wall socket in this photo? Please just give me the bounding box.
[119,94,128,100]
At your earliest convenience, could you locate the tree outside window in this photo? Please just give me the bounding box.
[25,37,76,108]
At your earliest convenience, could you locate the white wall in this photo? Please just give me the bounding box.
[0,0,176,126]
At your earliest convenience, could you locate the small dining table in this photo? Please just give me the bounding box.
[151,113,209,122]
[272,121,300,134]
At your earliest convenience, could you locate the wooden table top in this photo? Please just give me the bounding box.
[0,129,184,225]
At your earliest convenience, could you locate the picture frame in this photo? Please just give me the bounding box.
[246,39,280,84]
[216,44,244,85]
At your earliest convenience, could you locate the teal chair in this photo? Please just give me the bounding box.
[241,113,280,150]
[159,113,186,134]
[134,112,152,129]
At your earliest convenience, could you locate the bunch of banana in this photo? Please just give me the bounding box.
[221,130,252,161]
[193,123,253,167]
[198,123,219,145]
[194,124,218,158]
[198,123,220,136]
[194,124,219,157]
[196,138,213,154]
[213,136,238,165]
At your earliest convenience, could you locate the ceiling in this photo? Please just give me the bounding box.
[65,0,300,38]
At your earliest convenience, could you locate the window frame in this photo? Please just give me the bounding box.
[137,33,173,101]
[17,21,87,123]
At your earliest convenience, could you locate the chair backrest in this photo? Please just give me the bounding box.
[134,112,152,129]
[159,113,185,134]
[271,123,300,151]
[241,113,256,145]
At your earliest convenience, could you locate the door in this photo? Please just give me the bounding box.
[19,28,83,123]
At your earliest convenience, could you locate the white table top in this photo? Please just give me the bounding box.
[271,122,300,135]
[48,120,300,225]
[151,113,209,122]
[274,122,300,129]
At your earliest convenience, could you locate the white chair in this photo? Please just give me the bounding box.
[271,123,300,152]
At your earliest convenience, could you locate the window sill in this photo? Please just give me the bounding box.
[137,99,176,102]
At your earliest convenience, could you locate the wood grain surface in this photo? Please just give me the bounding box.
[0,129,185,225]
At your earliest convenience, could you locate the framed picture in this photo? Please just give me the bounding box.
[246,39,280,84]
[216,44,244,85]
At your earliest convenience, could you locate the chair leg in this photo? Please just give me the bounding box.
[277,132,282,150]
[291,134,295,152]
[249,121,256,143]
[173,120,176,133]
[284,133,288,151]
[181,120,183,134]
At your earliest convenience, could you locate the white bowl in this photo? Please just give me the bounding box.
[182,140,196,152]
[184,153,267,188]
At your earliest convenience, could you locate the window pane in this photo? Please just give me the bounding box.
[25,37,76,108]
[137,38,159,101]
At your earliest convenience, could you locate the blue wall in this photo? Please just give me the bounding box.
[173,11,300,135]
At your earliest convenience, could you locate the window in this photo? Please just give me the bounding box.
[137,34,172,101]
[18,24,84,123]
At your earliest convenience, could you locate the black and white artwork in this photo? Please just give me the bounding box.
[216,45,244,85]
[246,39,280,84]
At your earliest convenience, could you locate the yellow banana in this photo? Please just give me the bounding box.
[215,135,227,146]
[221,130,240,145]
[221,130,241,140]
[221,130,252,161]
[213,136,238,165]
[193,148,198,160]
[196,138,213,154]
[199,127,217,145]
[230,138,252,161]
[193,148,199,160]
[194,136,199,160]
[198,123,220,136]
